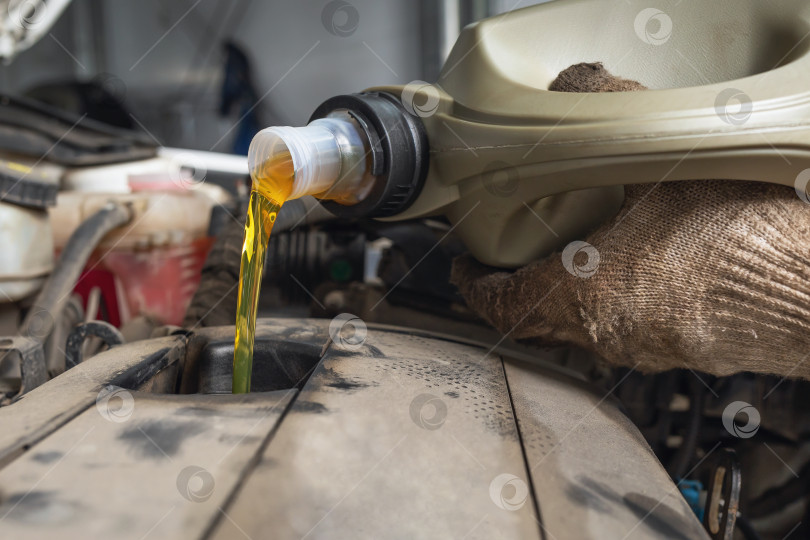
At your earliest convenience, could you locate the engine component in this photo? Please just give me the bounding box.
[21,201,132,343]
[704,449,742,540]
[50,187,229,327]
[0,202,53,302]
[64,320,124,368]
[0,95,155,165]
[0,335,45,402]
[0,201,132,401]
[0,318,708,539]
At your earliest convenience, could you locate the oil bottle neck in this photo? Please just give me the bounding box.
[248,115,370,201]
[248,92,429,218]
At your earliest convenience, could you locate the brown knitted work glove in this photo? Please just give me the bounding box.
[451,63,810,378]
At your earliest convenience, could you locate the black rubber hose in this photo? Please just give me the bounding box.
[182,196,333,328]
[64,320,125,368]
[19,201,132,342]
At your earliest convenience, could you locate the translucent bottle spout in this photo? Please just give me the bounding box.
[247,113,375,204]
[249,92,428,219]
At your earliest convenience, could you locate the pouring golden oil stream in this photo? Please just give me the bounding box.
[233,150,294,394]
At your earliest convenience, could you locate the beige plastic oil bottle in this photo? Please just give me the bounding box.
[249,0,810,267]
[236,0,810,390]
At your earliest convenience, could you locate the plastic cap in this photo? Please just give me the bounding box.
[248,124,341,200]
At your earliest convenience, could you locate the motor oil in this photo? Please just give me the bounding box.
[233,150,293,394]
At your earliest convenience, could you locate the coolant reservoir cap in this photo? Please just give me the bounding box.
[0,158,59,208]
[309,92,429,219]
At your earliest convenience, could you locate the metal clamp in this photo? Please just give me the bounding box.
[0,336,47,403]
[703,448,742,540]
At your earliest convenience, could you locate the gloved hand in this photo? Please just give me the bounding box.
[451,63,810,378]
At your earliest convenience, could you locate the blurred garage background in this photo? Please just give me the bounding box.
[0,0,548,153]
